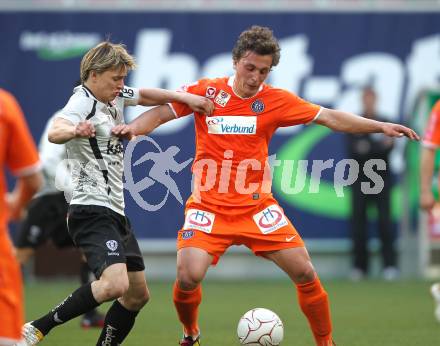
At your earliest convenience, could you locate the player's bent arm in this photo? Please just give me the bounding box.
[129,105,176,135]
[316,108,420,140]
[48,118,96,144]
[7,171,43,221]
[48,118,77,144]
[420,146,436,211]
[138,88,213,115]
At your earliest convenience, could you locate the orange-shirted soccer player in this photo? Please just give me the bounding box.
[114,26,419,346]
[420,99,440,322]
[0,88,42,346]
[420,99,440,211]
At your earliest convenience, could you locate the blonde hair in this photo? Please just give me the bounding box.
[80,41,136,82]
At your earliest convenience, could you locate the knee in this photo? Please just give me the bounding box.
[123,287,150,310]
[293,263,317,284]
[176,265,203,290]
[99,276,129,301]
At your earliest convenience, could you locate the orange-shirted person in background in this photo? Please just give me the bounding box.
[0,88,42,346]
[420,99,440,322]
[113,26,419,346]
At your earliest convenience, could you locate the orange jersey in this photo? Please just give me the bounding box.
[0,89,40,228]
[423,100,440,148]
[170,76,320,209]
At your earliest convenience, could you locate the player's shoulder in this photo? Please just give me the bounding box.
[432,100,440,113]
[199,77,228,86]
[192,77,229,98]
[64,86,97,113]
[261,84,298,101]
[0,88,24,125]
[0,88,14,102]
[0,88,18,116]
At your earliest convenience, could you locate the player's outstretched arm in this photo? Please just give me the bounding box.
[316,108,420,140]
[420,146,436,211]
[112,104,175,139]
[139,88,213,115]
[48,118,96,144]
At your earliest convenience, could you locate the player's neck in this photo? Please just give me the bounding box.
[83,83,109,104]
[232,81,258,99]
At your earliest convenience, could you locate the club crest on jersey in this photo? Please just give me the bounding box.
[106,240,118,251]
[183,209,215,233]
[205,86,217,99]
[251,99,265,113]
[253,205,288,234]
[181,230,195,240]
[214,90,231,107]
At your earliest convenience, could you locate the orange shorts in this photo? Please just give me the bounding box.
[177,196,304,264]
[0,230,24,344]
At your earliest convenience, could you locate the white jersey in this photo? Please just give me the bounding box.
[36,112,70,197]
[57,85,139,215]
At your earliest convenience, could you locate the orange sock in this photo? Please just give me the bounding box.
[296,276,333,346]
[173,281,202,337]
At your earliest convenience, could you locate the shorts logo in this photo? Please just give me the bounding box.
[181,230,195,239]
[251,99,265,113]
[106,240,118,252]
[206,86,217,99]
[214,90,231,107]
[253,205,288,234]
[183,209,215,233]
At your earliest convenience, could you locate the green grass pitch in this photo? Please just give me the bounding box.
[24,279,439,345]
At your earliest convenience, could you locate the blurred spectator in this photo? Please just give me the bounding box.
[346,87,398,281]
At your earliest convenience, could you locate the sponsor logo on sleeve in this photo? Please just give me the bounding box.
[253,205,288,234]
[183,209,215,233]
[214,90,231,107]
[120,87,135,99]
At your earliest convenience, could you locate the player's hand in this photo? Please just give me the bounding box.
[381,123,420,140]
[185,94,214,116]
[5,192,26,221]
[112,124,136,140]
[74,120,96,138]
[420,191,436,211]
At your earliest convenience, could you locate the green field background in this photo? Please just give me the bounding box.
[23,279,440,345]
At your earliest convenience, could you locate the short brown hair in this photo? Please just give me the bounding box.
[232,26,281,67]
[80,41,136,82]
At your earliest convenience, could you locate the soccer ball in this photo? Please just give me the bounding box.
[237,308,284,345]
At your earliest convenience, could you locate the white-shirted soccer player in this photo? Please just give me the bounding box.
[17,41,213,346]
[14,110,106,329]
